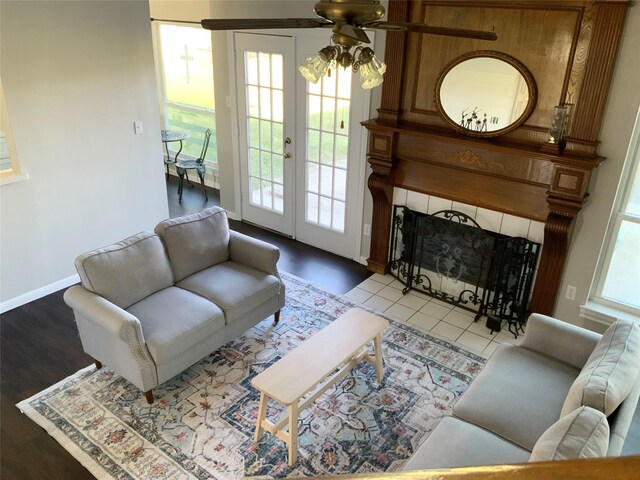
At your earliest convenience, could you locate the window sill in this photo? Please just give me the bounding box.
[0,171,29,186]
[580,300,640,327]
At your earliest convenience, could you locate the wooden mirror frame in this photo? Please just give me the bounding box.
[435,50,538,138]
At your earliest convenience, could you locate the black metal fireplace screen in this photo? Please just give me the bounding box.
[389,206,540,336]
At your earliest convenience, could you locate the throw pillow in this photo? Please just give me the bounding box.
[529,406,609,461]
[561,319,640,417]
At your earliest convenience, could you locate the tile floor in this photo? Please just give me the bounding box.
[345,273,523,357]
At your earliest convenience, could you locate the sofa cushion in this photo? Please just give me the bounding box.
[75,232,174,309]
[126,286,225,365]
[561,319,640,417]
[453,344,580,451]
[403,416,531,471]
[529,406,609,461]
[176,261,281,324]
[155,207,230,282]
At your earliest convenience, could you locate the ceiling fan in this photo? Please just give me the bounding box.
[201,0,497,89]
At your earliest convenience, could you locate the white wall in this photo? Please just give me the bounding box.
[0,0,168,311]
[554,5,640,328]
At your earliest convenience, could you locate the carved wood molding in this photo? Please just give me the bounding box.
[566,1,629,153]
[377,0,410,124]
[530,211,576,314]
[367,170,394,274]
[365,130,396,274]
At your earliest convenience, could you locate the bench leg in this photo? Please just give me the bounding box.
[254,392,268,442]
[287,402,299,466]
[374,334,384,383]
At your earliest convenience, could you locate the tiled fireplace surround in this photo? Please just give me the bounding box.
[392,188,546,245]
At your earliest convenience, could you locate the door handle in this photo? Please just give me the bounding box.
[283,152,292,159]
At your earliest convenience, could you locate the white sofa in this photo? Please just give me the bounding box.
[403,314,640,470]
[64,207,285,404]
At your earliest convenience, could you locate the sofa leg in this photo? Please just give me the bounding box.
[274,310,280,325]
[144,390,154,404]
[94,360,103,369]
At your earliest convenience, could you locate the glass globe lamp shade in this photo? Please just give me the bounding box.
[298,48,334,84]
[370,54,387,75]
[358,55,386,89]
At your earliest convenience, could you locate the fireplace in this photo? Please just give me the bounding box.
[390,206,540,336]
[361,1,629,316]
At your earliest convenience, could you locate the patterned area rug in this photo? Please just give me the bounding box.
[17,273,486,479]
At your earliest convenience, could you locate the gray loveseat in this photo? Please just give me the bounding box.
[64,207,285,404]
[404,314,640,470]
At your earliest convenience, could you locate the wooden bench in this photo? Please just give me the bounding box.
[250,307,389,465]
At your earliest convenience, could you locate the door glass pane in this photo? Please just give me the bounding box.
[320,165,333,197]
[320,133,334,165]
[249,148,260,176]
[272,90,284,122]
[244,50,284,213]
[307,162,319,194]
[305,65,352,232]
[308,130,320,162]
[320,196,332,227]
[334,168,347,201]
[307,193,319,223]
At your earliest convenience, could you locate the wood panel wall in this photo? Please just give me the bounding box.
[364,0,630,315]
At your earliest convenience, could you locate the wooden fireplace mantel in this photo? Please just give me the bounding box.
[364,0,630,315]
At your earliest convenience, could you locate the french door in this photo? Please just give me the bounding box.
[235,34,296,235]
[234,32,368,258]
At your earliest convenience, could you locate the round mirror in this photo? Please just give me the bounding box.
[435,51,537,138]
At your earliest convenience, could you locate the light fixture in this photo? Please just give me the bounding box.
[298,34,386,89]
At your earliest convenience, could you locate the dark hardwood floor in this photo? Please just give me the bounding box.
[0,178,370,479]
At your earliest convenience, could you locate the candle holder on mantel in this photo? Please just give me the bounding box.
[541,104,572,154]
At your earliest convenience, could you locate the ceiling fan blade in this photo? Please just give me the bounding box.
[369,22,498,41]
[201,18,332,31]
[335,24,371,44]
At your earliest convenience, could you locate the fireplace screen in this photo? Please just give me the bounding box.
[389,206,540,336]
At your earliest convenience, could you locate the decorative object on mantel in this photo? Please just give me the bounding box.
[16,273,484,479]
[542,104,573,154]
[435,50,537,138]
[199,0,497,89]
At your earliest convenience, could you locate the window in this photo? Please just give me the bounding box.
[588,106,640,319]
[156,23,217,166]
[0,78,27,184]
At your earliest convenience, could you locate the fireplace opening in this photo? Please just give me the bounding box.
[389,206,540,337]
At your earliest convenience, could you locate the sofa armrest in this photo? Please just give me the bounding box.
[229,230,281,276]
[63,285,158,391]
[521,313,601,369]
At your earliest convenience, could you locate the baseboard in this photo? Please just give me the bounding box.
[358,255,368,266]
[0,274,80,314]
